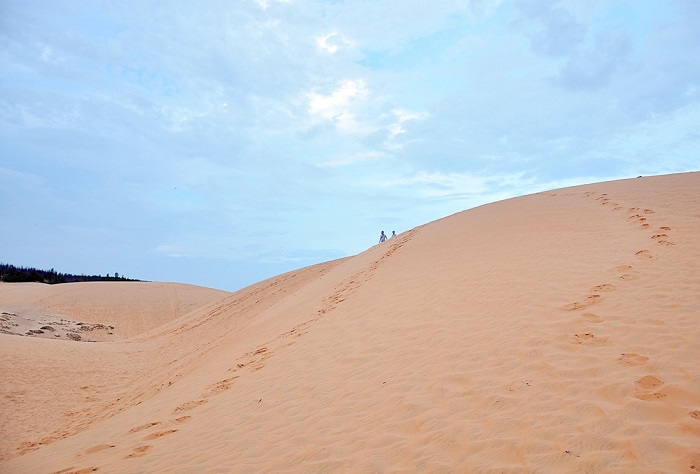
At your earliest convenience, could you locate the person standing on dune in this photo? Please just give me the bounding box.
[379,231,387,243]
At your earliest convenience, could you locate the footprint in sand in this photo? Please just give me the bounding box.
[635,249,657,260]
[582,313,603,323]
[636,375,663,389]
[172,415,192,424]
[560,294,601,311]
[84,444,116,454]
[618,273,638,281]
[591,283,615,293]
[689,410,700,420]
[142,429,178,441]
[571,333,607,346]
[614,265,639,281]
[652,233,675,246]
[203,376,239,397]
[633,375,667,401]
[126,421,161,435]
[123,445,152,459]
[619,353,649,366]
[628,214,647,224]
[54,467,100,474]
[173,399,208,415]
[634,392,667,401]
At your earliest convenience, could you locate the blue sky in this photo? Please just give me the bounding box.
[1,0,698,291]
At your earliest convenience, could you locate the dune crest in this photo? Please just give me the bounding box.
[1,172,699,472]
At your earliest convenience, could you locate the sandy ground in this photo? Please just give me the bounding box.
[0,172,698,473]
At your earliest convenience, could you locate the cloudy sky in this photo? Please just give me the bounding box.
[1,0,698,291]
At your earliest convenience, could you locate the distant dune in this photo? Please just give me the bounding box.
[1,172,698,473]
[0,281,231,341]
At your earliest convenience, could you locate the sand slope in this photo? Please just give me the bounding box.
[1,172,698,473]
[0,282,232,464]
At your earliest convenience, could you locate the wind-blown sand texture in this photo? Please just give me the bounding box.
[1,172,699,473]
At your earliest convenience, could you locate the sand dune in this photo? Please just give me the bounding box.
[1,172,698,473]
[0,281,231,340]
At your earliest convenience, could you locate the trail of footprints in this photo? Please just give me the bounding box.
[556,191,697,426]
[53,229,420,473]
[549,191,699,469]
[540,192,700,470]
[563,193,673,386]
[51,321,278,470]
[319,229,417,316]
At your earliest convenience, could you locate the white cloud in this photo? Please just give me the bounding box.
[40,45,63,63]
[307,79,371,133]
[316,32,348,54]
[388,109,424,138]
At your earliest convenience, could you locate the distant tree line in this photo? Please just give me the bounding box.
[0,263,143,284]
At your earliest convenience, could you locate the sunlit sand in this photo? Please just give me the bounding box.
[1,172,699,472]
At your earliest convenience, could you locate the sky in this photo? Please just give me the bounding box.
[1,0,698,291]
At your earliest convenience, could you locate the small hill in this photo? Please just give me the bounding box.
[0,281,231,341]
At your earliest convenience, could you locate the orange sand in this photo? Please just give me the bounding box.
[1,172,698,473]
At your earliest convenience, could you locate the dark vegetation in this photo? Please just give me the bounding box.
[0,263,142,284]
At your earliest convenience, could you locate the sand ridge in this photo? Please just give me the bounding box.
[1,172,699,473]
